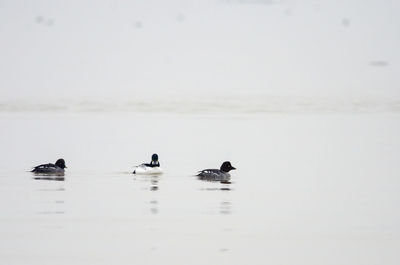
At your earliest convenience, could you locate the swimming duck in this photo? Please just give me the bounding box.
[31,158,66,175]
[197,161,236,183]
[133,154,163,175]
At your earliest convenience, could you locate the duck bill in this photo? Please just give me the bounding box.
[231,167,236,170]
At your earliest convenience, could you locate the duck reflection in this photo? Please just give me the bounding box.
[199,186,233,215]
[219,201,231,215]
[134,175,160,214]
[33,175,65,181]
[149,176,159,214]
[150,176,159,191]
[34,179,66,218]
[201,187,231,191]
[35,210,65,215]
[35,187,65,192]
[32,169,65,181]
[150,200,158,215]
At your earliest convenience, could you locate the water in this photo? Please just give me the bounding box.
[0,111,399,264]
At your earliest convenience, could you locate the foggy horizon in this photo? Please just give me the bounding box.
[1,0,399,104]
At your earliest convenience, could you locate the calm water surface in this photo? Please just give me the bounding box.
[0,112,399,265]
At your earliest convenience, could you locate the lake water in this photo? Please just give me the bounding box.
[0,109,399,264]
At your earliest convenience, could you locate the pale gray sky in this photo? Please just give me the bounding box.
[0,0,399,102]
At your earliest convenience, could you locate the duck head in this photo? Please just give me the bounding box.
[151,154,159,164]
[55,158,67,169]
[220,161,236,172]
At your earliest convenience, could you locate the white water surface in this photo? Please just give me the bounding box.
[0,112,399,265]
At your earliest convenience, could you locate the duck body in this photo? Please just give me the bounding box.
[31,159,66,175]
[197,161,236,183]
[197,169,231,182]
[133,164,163,175]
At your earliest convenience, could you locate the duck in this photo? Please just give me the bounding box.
[197,161,236,183]
[31,158,66,175]
[133,154,163,175]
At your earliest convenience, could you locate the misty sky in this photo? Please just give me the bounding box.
[0,0,399,102]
